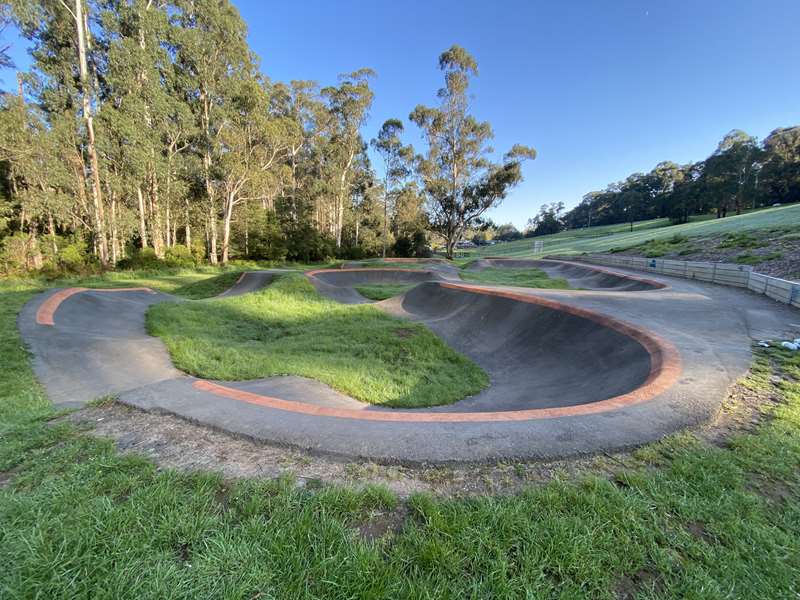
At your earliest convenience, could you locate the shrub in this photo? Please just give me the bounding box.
[164,244,196,267]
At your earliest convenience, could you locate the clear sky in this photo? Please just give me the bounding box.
[3,0,799,228]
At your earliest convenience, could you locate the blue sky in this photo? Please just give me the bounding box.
[3,0,799,228]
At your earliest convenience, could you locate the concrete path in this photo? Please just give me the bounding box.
[17,262,800,463]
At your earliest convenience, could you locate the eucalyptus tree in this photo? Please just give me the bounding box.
[704,130,759,217]
[409,45,536,259]
[761,126,800,204]
[320,68,375,248]
[215,79,297,263]
[371,118,412,257]
[10,0,110,263]
[172,0,255,263]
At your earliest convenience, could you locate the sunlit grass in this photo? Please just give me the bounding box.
[147,274,488,408]
[354,282,417,300]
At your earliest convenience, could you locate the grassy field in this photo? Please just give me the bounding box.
[147,274,488,408]
[2,270,800,597]
[471,203,800,259]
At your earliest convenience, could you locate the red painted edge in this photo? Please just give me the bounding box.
[306,267,431,277]
[36,287,156,326]
[194,283,682,422]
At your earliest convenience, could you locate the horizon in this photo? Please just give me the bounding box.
[2,0,798,229]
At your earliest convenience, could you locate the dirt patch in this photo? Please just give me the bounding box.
[354,505,409,543]
[394,327,417,339]
[614,568,664,599]
[685,520,715,544]
[747,473,795,507]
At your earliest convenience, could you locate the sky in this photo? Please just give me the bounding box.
[2,0,799,229]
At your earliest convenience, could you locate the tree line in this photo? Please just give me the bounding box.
[0,0,535,273]
[554,127,800,233]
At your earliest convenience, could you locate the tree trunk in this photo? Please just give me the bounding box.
[221,193,234,264]
[137,187,149,248]
[208,203,218,265]
[110,195,119,263]
[150,170,165,257]
[74,0,108,266]
[48,212,58,258]
[185,198,191,249]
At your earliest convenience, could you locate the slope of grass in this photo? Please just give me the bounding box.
[2,273,800,598]
[459,267,570,289]
[354,282,417,300]
[147,274,488,408]
[473,203,800,259]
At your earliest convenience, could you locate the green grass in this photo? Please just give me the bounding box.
[460,267,571,289]
[2,273,800,597]
[717,231,766,250]
[611,234,695,258]
[354,283,417,300]
[735,252,784,265]
[470,203,800,259]
[146,274,488,408]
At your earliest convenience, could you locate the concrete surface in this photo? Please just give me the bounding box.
[17,262,800,463]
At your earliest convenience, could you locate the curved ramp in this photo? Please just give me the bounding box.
[467,258,664,291]
[17,260,798,462]
[307,268,446,303]
[383,282,653,411]
[216,270,278,298]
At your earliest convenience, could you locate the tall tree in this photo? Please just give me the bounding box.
[320,68,374,248]
[370,118,412,258]
[409,45,535,258]
[172,0,255,264]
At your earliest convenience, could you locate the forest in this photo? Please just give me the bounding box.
[0,0,536,273]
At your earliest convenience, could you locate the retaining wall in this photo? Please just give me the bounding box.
[553,254,800,309]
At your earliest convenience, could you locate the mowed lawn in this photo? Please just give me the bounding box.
[0,271,799,598]
[469,203,800,259]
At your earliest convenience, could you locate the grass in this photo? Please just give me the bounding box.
[460,267,571,289]
[468,203,800,259]
[611,234,695,258]
[735,252,784,265]
[146,273,488,408]
[354,283,417,300]
[2,271,800,597]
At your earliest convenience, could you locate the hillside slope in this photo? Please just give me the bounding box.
[474,204,800,263]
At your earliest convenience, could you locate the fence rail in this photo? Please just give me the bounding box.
[552,254,800,309]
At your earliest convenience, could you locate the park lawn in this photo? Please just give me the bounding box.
[460,266,571,289]
[469,203,800,259]
[1,273,800,598]
[354,282,417,300]
[146,274,488,408]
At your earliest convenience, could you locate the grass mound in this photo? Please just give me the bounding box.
[354,283,417,300]
[460,267,570,289]
[146,274,488,408]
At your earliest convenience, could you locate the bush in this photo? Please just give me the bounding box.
[116,247,161,270]
[59,240,91,272]
[393,230,430,258]
[0,232,42,274]
[164,244,196,267]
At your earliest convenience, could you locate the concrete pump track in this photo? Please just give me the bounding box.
[18,259,799,464]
